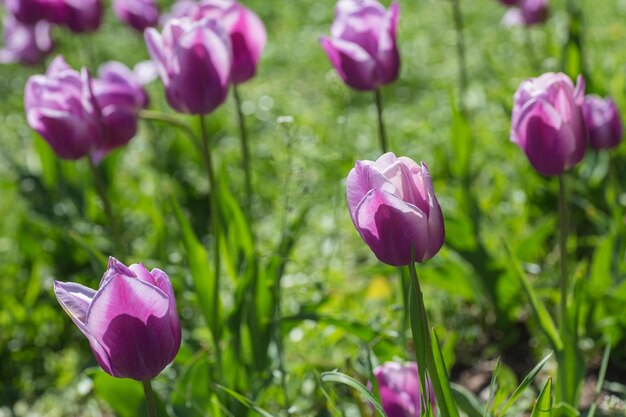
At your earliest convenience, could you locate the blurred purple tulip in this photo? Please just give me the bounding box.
[62,0,102,33]
[25,56,148,161]
[113,0,160,32]
[583,95,623,150]
[375,362,436,417]
[0,16,53,65]
[145,17,232,114]
[4,0,66,24]
[511,72,587,176]
[320,0,400,91]
[498,0,519,6]
[346,153,444,266]
[502,0,548,27]
[54,257,181,381]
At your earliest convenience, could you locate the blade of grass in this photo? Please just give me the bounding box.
[587,343,611,417]
[498,352,553,417]
[484,358,501,417]
[321,371,387,417]
[530,378,553,417]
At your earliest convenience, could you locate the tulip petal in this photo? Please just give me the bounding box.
[355,189,428,266]
[86,275,174,380]
[54,280,96,327]
[347,159,398,222]
[320,36,377,91]
[230,6,266,84]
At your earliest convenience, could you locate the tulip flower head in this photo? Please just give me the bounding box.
[346,153,445,266]
[511,72,587,176]
[320,0,400,91]
[62,0,103,32]
[4,0,67,25]
[582,95,623,150]
[0,16,53,65]
[25,56,148,162]
[54,257,181,381]
[502,0,548,27]
[145,17,232,114]
[375,362,436,417]
[113,0,160,32]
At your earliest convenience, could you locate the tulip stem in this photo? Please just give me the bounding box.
[142,380,158,417]
[450,0,467,110]
[374,89,388,154]
[557,174,570,403]
[233,85,253,222]
[198,115,223,376]
[86,156,122,250]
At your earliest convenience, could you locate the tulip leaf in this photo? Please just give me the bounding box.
[215,384,279,417]
[32,134,58,189]
[170,196,220,340]
[431,329,461,417]
[321,371,387,417]
[484,358,501,417]
[503,240,563,351]
[530,378,553,417]
[553,402,580,417]
[451,383,484,417]
[497,351,553,417]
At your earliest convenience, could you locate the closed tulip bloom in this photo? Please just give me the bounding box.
[145,17,232,114]
[511,72,587,176]
[25,56,104,159]
[320,0,400,91]
[62,0,102,33]
[4,0,66,24]
[188,0,266,84]
[502,0,548,26]
[346,153,444,266]
[113,0,160,32]
[54,258,181,381]
[375,362,436,417]
[0,16,53,65]
[583,95,623,150]
[499,0,519,6]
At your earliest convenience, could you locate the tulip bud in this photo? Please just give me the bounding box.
[4,0,66,25]
[582,95,623,150]
[113,0,160,32]
[498,0,519,6]
[320,0,400,91]
[374,362,436,417]
[62,0,103,33]
[511,72,587,176]
[191,0,266,84]
[25,56,148,161]
[54,257,181,381]
[502,0,548,27]
[0,16,53,65]
[145,17,232,114]
[346,153,445,266]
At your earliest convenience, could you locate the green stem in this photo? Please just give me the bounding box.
[524,28,540,73]
[138,109,202,151]
[557,174,569,403]
[198,115,222,376]
[450,0,467,111]
[374,89,388,154]
[142,380,158,417]
[86,156,122,250]
[233,85,253,222]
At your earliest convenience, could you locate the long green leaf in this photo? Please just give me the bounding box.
[503,240,562,351]
[553,402,580,417]
[530,378,553,417]
[451,383,484,417]
[498,352,553,417]
[484,358,501,417]
[321,371,387,417]
[215,385,277,417]
[431,329,461,417]
[170,196,220,339]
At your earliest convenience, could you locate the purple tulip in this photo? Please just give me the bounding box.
[62,0,102,33]
[320,0,400,91]
[4,0,66,24]
[113,0,160,32]
[583,95,623,150]
[25,56,148,161]
[54,257,181,381]
[145,17,232,114]
[502,0,548,27]
[346,153,445,266]
[375,362,436,417]
[511,72,587,176]
[498,0,519,6]
[0,16,53,65]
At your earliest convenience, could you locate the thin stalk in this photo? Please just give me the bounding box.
[374,89,388,154]
[557,174,569,403]
[524,28,540,72]
[198,115,222,376]
[86,156,122,250]
[139,109,202,151]
[142,380,158,417]
[233,85,253,221]
[450,0,468,111]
